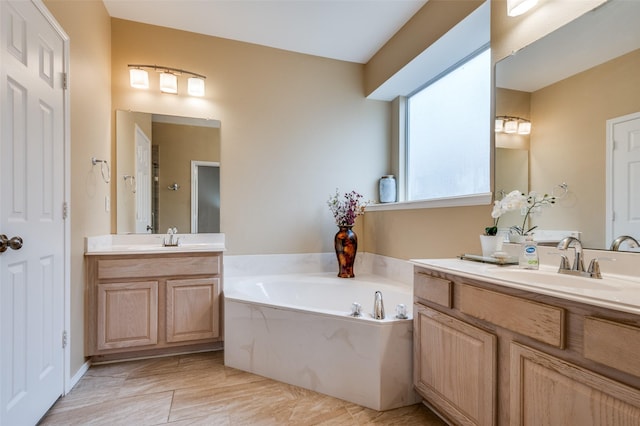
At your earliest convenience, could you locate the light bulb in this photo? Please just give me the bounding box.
[504,119,518,134]
[129,68,149,89]
[188,77,205,97]
[517,121,532,135]
[160,72,178,94]
[507,0,538,17]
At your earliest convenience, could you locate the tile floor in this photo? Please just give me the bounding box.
[39,350,445,425]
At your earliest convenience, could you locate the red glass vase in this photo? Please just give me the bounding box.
[334,225,357,278]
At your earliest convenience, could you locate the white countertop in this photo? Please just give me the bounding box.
[411,258,640,316]
[85,233,225,255]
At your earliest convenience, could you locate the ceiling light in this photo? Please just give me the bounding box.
[188,77,205,97]
[160,72,178,94]
[129,68,149,89]
[507,0,538,17]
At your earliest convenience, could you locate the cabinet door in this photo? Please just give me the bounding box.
[97,281,159,350]
[414,304,497,426]
[166,278,220,342]
[510,342,640,425]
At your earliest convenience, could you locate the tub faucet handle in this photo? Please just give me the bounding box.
[350,302,362,317]
[373,291,385,320]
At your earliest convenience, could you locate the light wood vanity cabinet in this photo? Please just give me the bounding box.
[413,266,640,426]
[86,252,223,361]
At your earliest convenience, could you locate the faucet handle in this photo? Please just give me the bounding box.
[587,259,602,279]
[558,254,570,271]
[548,252,571,272]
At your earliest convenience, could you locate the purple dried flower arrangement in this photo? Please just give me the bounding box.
[327,189,368,227]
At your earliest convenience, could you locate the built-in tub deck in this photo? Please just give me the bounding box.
[224,272,418,411]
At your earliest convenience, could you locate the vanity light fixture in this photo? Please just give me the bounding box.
[129,67,149,89]
[187,77,205,97]
[128,64,206,96]
[159,72,178,94]
[504,119,518,134]
[495,115,532,135]
[507,0,538,17]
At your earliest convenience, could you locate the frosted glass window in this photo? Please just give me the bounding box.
[407,48,491,201]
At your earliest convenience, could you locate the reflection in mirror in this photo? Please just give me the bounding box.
[495,0,640,251]
[116,110,221,234]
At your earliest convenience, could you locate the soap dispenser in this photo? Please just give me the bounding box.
[519,235,539,270]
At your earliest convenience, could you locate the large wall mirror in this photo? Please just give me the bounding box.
[495,0,640,251]
[115,110,221,234]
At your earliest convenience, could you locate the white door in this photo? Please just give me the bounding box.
[135,124,152,233]
[0,1,67,425]
[607,112,640,250]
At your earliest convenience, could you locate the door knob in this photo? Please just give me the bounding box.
[0,234,23,253]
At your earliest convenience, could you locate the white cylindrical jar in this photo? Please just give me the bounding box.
[379,175,396,203]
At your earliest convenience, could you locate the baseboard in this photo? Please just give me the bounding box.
[65,360,90,395]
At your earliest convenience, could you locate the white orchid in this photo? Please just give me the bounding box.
[488,190,555,236]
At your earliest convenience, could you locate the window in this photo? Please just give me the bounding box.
[406,48,491,202]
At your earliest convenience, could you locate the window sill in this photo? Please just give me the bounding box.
[366,192,492,212]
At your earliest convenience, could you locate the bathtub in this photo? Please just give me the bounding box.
[224,272,419,411]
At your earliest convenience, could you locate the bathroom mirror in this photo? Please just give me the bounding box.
[495,0,640,251]
[115,110,221,234]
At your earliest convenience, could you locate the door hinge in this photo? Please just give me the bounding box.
[62,330,67,349]
[63,202,68,219]
[62,72,68,90]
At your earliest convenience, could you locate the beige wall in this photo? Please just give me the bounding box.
[111,19,390,255]
[43,0,112,378]
[530,48,640,248]
[154,122,220,233]
[364,0,484,97]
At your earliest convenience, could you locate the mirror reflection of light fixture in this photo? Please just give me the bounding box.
[507,0,538,17]
[517,121,531,135]
[160,72,178,94]
[504,119,518,134]
[129,68,149,89]
[495,115,531,135]
[127,64,206,96]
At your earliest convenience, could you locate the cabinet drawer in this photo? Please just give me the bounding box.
[584,317,640,377]
[97,255,220,279]
[414,272,452,308]
[458,284,565,348]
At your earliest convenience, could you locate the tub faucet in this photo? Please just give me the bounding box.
[373,291,385,320]
[610,235,639,251]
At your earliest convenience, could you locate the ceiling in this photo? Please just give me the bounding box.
[103,0,428,64]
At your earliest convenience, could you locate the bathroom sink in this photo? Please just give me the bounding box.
[484,266,638,292]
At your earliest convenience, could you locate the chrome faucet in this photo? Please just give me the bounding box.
[556,236,601,279]
[373,291,385,320]
[610,235,639,251]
